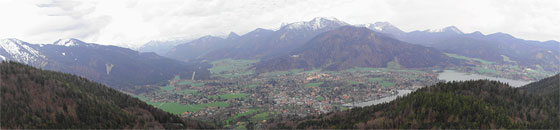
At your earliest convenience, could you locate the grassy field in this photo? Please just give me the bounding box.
[147,101,230,115]
[233,109,256,119]
[250,112,272,122]
[177,80,205,86]
[386,57,401,69]
[210,93,249,100]
[344,66,425,73]
[245,84,258,88]
[501,55,516,63]
[181,89,198,94]
[379,81,395,87]
[315,96,325,101]
[260,69,303,77]
[347,80,361,85]
[366,77,394,87]
[345,67,383,73]
[305,82,324,87]
[445,53,494,64]
[368,77,384,82]
[160,85,175,91]
[209,59,257,78]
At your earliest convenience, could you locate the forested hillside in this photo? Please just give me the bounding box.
[0,61,215,129]
[255,26,451,72]
[268,77,559,129]
[522,74,559,95]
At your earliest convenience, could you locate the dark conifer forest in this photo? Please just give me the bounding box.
[0,61,214,129]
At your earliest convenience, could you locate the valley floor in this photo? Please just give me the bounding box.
[124,58,557,129]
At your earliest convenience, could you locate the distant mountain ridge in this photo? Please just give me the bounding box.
[165,17,350,61]
[165,35,236,62]
[255,26,452,72]
[0,38,209,90]
[138,38,193,56]
[163,17,558,72]
[361,23,559,71]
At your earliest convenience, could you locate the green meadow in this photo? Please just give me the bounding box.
[147,101,230,115]
[210,93,249,100]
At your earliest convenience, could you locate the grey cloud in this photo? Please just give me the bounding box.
[26,15,112,42]
[36,0,95,19]
[2,0,557,47]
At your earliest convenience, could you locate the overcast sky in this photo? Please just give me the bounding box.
[1,0,558,47]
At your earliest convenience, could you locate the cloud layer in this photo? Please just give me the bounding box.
[1,0,558,47]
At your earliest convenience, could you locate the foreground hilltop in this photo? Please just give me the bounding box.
[0,61,215,129]
[268,75,560,129]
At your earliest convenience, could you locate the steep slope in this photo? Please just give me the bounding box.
[138,38,192,56]
[166,35,233,62]
[268,76,559,129]
[0,61,214,129]
[0,38,47,66]
[203,17,349,60]
[432,36,505,62]
[364,25,560,72]
[398,26,465,46]
[521,74,559,97]
[0,38,210,89]
[255,26,451,72]
[358,22,407,40]
[431,34,559,71]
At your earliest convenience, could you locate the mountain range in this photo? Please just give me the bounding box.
[255,26,452,72]
[159,17,558,72]
[2,17,559,87]
[165,17,350,61]
[0,38,209,90]
[137,38,193,56]
[165,34,237,62]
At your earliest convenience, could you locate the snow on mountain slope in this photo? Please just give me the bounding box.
[0,38,46,65]
[281,17,349,31]
[359,22,394,31]
[53,38,93,47]
[426,26,464,34]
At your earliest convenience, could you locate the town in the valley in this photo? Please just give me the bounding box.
[127,58,551,129]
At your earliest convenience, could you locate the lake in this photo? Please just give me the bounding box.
[343,70,532,108]
[343,90,412,107]
[437,70,532,87]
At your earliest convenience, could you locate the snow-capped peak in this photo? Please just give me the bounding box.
[53,38,85,47]
[360,22,397,31]
[427,26,463,34]
[372,22,393,30]
[0,38,45,64]
[1,38,25,44]
[311,17,340,23]
[281,17,348,31]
